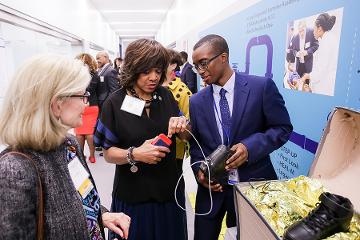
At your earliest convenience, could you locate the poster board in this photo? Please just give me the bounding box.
[200,0,360,179]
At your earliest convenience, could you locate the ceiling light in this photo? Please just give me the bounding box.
[102,10,166,13]
[110,21,161,24]
[115,29,157,32]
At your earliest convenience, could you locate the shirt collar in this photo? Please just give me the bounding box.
[98,63,110,72]
[212,71,235,95]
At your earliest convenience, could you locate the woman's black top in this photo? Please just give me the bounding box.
[86,71,100,106]
[94,86,181,203]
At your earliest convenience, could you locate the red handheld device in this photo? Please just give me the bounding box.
[151,134,172,147]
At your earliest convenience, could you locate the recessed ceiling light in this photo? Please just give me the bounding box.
[115,29,157,32]
[110,21,161,24]
[102,10,166,13]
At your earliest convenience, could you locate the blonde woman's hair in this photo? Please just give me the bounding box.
[0,54,90,151]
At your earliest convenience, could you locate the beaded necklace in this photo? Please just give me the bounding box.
[128,87,154,108]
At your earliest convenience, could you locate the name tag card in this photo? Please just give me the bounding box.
[121,95,145,116]
[68,156,90,190]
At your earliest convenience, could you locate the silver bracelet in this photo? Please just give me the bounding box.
[126,147,138,173]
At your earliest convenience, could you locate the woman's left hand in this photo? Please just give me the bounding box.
[167,116,188,138]
[102,212,131,239]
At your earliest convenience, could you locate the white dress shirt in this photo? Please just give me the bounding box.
[212,72,235,144]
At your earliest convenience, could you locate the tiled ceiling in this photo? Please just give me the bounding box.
[89,0,175,39]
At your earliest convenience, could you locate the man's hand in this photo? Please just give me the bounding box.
[196,170,223,192]
[225,143,248,170]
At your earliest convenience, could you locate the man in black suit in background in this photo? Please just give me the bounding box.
[95,51,119,154]
[180,51,198,93]
[95,51,119,110]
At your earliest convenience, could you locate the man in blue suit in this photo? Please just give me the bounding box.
[189,34,293,240]
[289,21,319,77]
[180,51,198,93]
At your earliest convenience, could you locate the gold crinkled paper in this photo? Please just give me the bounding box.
[243,175,360,239]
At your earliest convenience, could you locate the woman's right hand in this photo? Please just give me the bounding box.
[132,139,170,164]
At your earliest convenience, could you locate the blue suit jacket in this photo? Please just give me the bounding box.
[290,28,319,74]
[189,72,293,216]
[180,62,197,93]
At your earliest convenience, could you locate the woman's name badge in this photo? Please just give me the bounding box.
[121,95,145,116]
[78,178,94,198]
[68,157,90,191]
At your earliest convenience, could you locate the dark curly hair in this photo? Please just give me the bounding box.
[315,13,336,32]
[120,39,169,89]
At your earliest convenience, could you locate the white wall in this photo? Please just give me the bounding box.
[157,0,261,62]
[0,0,118,52]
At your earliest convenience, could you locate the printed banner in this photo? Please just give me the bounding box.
[200,0,360,178]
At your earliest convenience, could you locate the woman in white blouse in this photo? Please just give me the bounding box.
[301,13,337,96]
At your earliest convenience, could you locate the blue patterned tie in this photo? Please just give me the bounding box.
[219,88,231,145]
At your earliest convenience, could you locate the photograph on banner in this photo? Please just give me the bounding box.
[283,8,343,96]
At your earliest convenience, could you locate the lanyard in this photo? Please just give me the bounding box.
[213,98,231,146]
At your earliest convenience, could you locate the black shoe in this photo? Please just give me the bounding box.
[283,192,353,240]
[95,147,102,151]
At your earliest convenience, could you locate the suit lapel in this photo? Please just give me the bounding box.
[230,74,249,143]
[99,64,110,76]
[202,87,222,145]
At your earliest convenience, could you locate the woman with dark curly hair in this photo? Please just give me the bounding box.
[300,12,338,95]
[94,39,190,240]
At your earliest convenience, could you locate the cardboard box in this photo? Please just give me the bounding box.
[234,107,360,239]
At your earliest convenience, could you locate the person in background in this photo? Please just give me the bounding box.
[289,21,319,78]
[163,49,192,162]
[300,13,337,95]
[74,53,100,163]
[162,49,192,230]
[179,51,198,94]
[0,54,130,239]
[189,34,292,240]
[114,57,123,74]
[94,39,190,240]
[95,51,120,155]
[95,51,119,111]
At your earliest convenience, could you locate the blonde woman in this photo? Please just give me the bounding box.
[0,55,130,239]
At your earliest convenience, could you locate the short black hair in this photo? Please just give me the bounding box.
[179,51,188,62]
[193,34,229,55]
[167,49,183,66]
[315,13,336,32]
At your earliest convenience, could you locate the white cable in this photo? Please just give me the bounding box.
[184,128,206,160]
[174,160,213,215]
[174,128,214,215]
